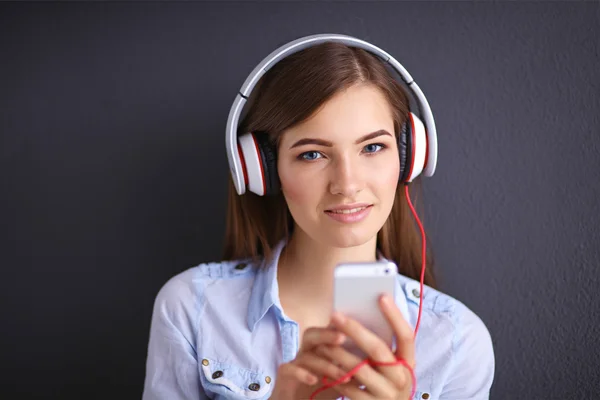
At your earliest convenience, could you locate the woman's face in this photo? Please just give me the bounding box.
[277,84,400,249]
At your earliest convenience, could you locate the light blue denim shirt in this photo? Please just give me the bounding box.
[143,240,495,400]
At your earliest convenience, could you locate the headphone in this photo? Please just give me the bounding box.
[225,33,438,196]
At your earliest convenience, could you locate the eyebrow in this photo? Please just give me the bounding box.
[289,129,393,149]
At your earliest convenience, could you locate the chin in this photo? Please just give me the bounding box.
[318,227,376,249]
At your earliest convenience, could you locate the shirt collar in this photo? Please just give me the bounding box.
[247,239,286,331]
[246,240,411,331]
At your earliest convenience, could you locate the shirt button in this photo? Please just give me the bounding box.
[212,371,223,379]
[201,359,209,366]
[265,376,272,384]
[412,288,420,298]
[248,383,261,391]
[235,263,247,270]
[422,393,430,399]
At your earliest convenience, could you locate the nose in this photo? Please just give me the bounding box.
[328,154,364,197]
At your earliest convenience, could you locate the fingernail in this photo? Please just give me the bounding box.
[336,333,346,344]
[381,294,392,305]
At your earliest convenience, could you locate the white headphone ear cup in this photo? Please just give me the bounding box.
[238,133,267,196]
[405,112,427,183]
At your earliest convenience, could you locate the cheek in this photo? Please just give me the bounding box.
[367,157,400,209]
[278,162,318,210]
[387,161,401,185]
[373,153,401,191]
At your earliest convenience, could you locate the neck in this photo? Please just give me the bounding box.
[277,228,378,306]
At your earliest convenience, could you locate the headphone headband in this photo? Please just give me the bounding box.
[226,33,438,195]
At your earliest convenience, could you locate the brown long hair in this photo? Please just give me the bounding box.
[222,41,436,288]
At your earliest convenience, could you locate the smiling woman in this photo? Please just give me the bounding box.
[143,34,495,400]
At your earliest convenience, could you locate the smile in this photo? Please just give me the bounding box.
[328,207,369,214]
[324,205,373,223]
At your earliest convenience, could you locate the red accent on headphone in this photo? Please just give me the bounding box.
[237,143,249,187]
[404,114,417,182]
[250,134,267,195]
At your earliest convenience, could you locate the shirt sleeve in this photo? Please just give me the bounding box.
[439,302,496,400]
[142,275,208,400]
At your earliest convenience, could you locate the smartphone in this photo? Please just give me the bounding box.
[333,261,398,359]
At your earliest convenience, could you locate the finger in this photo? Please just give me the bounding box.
[315,345,396,399]
[329,311,413,393]
[277,362,318,387]
[330,312,396,364]
[379,294,416,368]
[300,327,346,352]
[295,352,348,382]
[333,382,375,400]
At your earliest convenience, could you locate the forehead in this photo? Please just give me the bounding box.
[282,84,394,141]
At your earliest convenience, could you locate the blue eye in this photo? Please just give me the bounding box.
[364,143,385,153]
[299,151,322,161]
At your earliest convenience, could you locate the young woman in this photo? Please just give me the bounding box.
[143,35,495,400]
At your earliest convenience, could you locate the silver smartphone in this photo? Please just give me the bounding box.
[333,261,398,359]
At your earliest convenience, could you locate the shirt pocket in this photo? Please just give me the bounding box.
[199,357,272,400]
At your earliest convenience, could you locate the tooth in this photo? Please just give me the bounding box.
[333,207,365,214]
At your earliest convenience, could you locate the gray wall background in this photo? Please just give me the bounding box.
[1,2,598,399]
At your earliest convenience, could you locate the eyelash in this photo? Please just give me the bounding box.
[297,143,388,161]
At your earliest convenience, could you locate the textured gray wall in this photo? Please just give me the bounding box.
[1,2,598,399]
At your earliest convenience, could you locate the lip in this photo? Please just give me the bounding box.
[324,204,373,224]
[325,203,372,212]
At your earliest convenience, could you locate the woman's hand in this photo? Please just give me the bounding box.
[269,326,356,400]
[314,294,416,400]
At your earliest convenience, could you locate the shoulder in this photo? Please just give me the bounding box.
[150,259,258,333]
[396,274,495,396]
[153,258,257,305]
[396,274,494,343]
